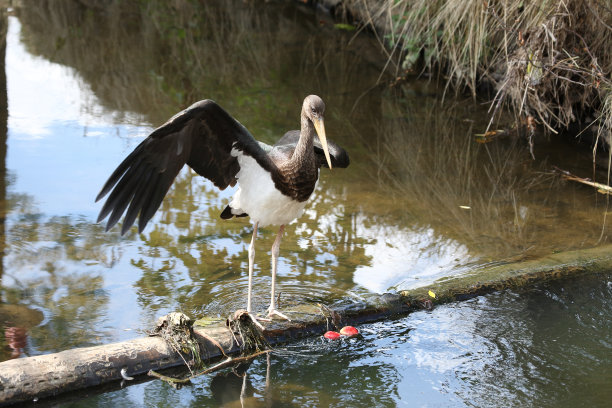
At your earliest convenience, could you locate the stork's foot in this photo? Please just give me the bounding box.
[266,307,291,321]
[233,309,266,331]
[247,312,266,330]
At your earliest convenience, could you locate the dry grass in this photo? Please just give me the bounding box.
[344,0,612,154]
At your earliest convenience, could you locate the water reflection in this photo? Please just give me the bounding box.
[370,91,611,269]
[3,197,117,351]
[0,303,43,360]
[0,6,7,285]
[218,274,612,407]
[0,0,609,366]
[47,274,610,407]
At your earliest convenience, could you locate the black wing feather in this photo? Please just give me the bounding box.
[96,149,142,202]
[121,170,155,235]
[96,99,275,235]
[101,158,148,228]
[138,175,170,233]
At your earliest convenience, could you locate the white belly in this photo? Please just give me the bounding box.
[229,150,313,227]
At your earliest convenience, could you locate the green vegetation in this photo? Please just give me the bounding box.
[345,0,611,149]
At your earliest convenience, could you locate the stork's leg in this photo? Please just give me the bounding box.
[246,222,265,330]
[240,372,247,408]
[267,225,291,320]
[247,222,258,313]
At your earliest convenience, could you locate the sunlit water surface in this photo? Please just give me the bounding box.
[34,273,612,407]
[0,1,610,406]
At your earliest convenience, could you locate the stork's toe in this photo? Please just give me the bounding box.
[266,307,291,321]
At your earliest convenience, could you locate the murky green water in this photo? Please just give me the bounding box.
[0,1,610,406]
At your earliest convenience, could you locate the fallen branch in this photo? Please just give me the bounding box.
[554,166,612,195]
[147,349,271,386]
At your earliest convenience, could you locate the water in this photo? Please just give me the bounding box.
[30,273,612,407]
[0,1,610,406]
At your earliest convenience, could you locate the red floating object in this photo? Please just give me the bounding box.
[340,326,359,336]
[324,331,341,340]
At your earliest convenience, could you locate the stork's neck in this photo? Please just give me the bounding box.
[291,114,315,165]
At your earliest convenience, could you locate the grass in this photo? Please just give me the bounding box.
[346,0,612,155]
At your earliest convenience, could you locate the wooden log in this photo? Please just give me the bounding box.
[399,245,612,304]
[1,244,611,406]
[0,304,401,406]
[0,337,176,405]
[0,326,239,406]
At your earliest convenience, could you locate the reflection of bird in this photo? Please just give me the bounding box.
[96,95,349,321]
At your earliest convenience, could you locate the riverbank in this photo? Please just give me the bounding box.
[321,0,611,154]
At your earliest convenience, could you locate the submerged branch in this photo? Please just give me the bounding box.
[148,349,271,385]
[555,167,612,195]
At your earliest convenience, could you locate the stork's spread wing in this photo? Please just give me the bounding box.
[96,99,274,235]
[276,130,350,169]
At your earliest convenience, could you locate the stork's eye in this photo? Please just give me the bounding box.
[311,107,316,114]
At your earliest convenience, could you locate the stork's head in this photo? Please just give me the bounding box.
[302,95,332,169]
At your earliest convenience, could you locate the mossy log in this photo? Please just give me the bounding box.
[399,245,612,303]
[1,245,611,406]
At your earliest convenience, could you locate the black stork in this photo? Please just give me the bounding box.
[96,95,349,322]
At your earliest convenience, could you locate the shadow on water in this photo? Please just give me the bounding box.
[16,0,386,128]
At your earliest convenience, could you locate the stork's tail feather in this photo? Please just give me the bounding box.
[220,205,248,219]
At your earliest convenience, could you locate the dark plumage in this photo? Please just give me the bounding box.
[97,100,268,234]
[97,98,349,234]
[96,95,349,321]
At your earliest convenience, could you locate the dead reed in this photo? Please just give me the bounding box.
[344,0,612,152]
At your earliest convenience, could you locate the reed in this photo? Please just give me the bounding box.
[347,0,612,149]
